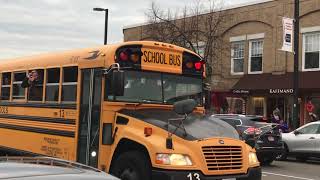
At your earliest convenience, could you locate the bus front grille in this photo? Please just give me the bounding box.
[202,146,243,171]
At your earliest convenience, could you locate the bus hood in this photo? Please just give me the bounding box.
[118,109,239,141]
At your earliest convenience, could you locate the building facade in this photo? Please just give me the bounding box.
[123,0,320,128]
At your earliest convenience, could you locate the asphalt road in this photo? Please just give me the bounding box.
[262,158,320,180]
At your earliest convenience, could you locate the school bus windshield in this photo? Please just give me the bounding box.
[105,70,203,105]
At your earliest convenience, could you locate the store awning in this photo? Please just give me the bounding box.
[232,72,320,94]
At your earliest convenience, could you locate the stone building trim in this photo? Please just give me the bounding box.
[229,35,246,42]
[301,26,320,33]
[247,33,265,40]
[221,20,273,36]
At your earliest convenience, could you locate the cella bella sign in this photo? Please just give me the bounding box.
[269,89,294,94]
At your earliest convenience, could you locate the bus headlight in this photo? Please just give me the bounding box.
[248,152,259,166]
[156,153,193,166]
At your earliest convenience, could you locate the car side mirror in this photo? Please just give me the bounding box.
[173,99,197,115]
[106,70,124,96]
[294,130,301,136]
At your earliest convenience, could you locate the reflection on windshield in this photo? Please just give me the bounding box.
[163,74,202,104]
[107,71,202,105]
[183,114,240,140]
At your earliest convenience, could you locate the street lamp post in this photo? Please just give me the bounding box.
[293,0,299,129]
[93,8,108,45]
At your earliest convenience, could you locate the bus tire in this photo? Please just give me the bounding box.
[110,151,151,180]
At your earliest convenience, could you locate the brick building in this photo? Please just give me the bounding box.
[123,0,320,127]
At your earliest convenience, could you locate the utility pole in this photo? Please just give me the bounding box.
[293,0,300,129]
[93,8,108,45]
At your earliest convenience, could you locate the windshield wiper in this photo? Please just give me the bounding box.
[134,99,163,107]
[165,92,201,104]
[167,116,188,137]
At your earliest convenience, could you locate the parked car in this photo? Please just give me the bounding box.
[0,156,119,180]
[279,121,320,161]
[211,114,284,165]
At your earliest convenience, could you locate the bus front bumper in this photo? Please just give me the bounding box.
[152,167,261,180]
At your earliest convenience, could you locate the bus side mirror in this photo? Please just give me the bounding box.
[173,99,197,115]
[294,130,301,136]
[110,70,124,96]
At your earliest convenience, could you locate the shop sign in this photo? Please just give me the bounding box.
[232,89,250,94]
[269,88,294,94]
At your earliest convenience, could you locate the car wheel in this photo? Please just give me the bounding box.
[260,157,274,166]
[110,151,151,180]
[276,144,288,161]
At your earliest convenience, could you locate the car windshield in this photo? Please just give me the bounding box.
[106,71,203,105]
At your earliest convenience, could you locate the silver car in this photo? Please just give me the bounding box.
[0,157,119,180]
[279,121,320,161]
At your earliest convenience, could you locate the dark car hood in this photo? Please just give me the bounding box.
[118,109,239,140]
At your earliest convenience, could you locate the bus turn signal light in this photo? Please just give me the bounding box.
[186,61,194,69]
[144,127,152,137]
[130,53,140,63]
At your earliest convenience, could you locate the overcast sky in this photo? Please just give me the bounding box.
[0,0,258,60]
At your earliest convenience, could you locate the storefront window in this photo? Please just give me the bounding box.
[306,97,320,122]
[226,97,245,114]
[253,97,265,116]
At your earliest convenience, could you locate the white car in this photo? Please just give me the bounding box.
[0,157,119,180]
[279,121,320,161]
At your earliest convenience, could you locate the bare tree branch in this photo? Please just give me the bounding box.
[144,0,228,77]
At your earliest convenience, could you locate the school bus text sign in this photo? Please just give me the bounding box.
[141,47,182,74]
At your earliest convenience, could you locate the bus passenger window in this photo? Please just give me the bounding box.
[62,66,78,102]
[28,69,44,101]
[1,72,11,100]
[46,68,60,102]
[13,72,26,100]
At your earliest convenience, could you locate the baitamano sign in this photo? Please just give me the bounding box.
[269,89,294,94]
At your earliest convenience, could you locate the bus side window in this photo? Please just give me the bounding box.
[28,69,44,101]
[12,72,26,100]
[1,72,11,100]
[62,66,78,102]
[46,68,60,102]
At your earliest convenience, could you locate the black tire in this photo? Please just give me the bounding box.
[110,151,151,180]
[260,158,274,166]
[276,144,288,161]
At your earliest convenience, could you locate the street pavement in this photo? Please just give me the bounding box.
[262,158,320,180]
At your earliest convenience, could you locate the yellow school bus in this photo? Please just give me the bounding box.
[0,41,261,180]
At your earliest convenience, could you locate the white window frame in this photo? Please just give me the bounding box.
[248,39,263,74]
[302,32,320,72]
[231,41,245,75]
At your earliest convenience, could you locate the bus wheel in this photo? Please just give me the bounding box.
[110,151,151,180]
